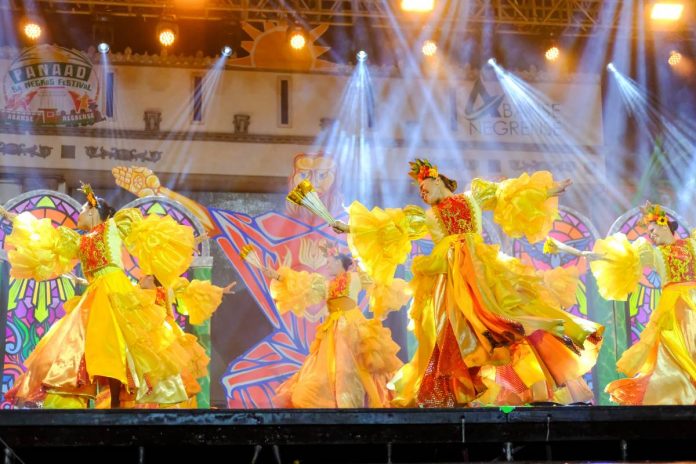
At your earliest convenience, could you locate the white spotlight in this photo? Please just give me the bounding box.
[607,62,616,72]
[401,0,435,12]
[421,40,437,57]
[356,50,368,62]
[668,50,683,66]
[650,2,685,21]
[487,58,497,66]
[23,22,42,41]
[221,45,233,57]
[97,42,110,54]
[545,46,560,62]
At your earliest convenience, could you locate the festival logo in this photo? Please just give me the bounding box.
[2,45,104,127]
[459,76,562,140]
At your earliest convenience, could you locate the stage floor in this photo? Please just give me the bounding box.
[2,406,696,463]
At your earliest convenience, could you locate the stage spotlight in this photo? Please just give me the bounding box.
[23,22,42,41]
[650,2,685,21]
[287,23,307,50]
[545,46,560,61]
[157,16,179,47]
[422,40,437,57]
[401,0,435,12]
[221,45,233,57]
[356,50,368,62]
[607,62,616,72]
[668,50,683,66]
[487,58,497,66]
[159,28,176,47]
[221,18,242,58]
[93,15,113,54]
[290,33,306,50]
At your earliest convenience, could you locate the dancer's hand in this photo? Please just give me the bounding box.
[222,281,238,295]
[331,220,350,234]
[0,206,17,221]
[195,232,209,246]
[580,251,604,261]
[261,267,280,280]
[62,272,88,286]
[548,178,572,197]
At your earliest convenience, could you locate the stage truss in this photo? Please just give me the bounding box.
[2,0,688,37]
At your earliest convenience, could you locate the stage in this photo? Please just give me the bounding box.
[2,406,696,463]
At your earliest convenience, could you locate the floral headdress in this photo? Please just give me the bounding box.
[641,201,669,227]
[79,181,98,208]
[408,158,439,184]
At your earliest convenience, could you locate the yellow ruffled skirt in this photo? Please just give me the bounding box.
[606,282,696,405]
[274,304,402,408]
[6,268,203,407]
[391,234,603,407]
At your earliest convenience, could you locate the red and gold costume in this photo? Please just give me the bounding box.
[4,209,204,408]
[347,170,603,407]
[270,268,409,408]
[591,230,696,404]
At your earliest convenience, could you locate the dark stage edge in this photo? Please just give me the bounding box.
[2,406,696,463]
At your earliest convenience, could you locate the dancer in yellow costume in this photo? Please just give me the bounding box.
[96,275,237,408]
[1,184,205,408]
[263,248,409,408]
[332,159,603,407]
[548,202,696,405]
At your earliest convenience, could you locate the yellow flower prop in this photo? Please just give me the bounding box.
[543,237,559,255]
[656,216,669,227]
[286,179,336,225]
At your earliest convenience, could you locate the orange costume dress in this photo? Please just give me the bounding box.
[4,209,205,408]
[347,171,604,407]
[271,268,409,408]
[590,234,696,404]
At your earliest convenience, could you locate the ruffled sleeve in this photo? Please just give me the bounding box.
[171,277,223,325]
[540,266,580,309]
[590,234,654,301]
[270,266,327,316]
[4,212,80,281]
[347,201,427,285]
[366,278,412,320]
[120,210,196,287]
[470,171,558,243]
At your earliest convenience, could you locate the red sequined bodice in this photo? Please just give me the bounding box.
[659,239,696,284]
[78,222,109,276]
[328,272,350,300]
[433,194,478,235]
